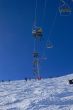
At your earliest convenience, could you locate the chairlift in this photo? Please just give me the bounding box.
[59,6,71,16]
[32,27,43,38]
[46,41,53,48]
[59,0,71,16]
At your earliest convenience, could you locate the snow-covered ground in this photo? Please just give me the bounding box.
[0,74,73,110]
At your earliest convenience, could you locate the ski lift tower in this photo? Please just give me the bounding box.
[32,27,43,79]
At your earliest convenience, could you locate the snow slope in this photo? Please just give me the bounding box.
[0,74,73,110]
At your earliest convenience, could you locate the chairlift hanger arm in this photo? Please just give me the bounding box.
[60,0,65,5]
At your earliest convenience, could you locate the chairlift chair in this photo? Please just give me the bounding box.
[59,6,71,16]
[32,27,43,38]
[47,41,53,48]
[59,1,71,16]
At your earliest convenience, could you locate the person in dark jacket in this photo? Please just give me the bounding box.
[25,78,27,81]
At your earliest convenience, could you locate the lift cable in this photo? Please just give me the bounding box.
[33,0,38,52]
[41,10,58,59]
[60,0,65,5]
[42,0,48,25]
[47,11,58,45]
[34,0,38,28]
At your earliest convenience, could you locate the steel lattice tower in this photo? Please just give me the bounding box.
[32,27,43,79]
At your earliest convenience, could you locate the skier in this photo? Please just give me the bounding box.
[25,78,27,81]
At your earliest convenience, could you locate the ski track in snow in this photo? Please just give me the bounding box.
[0,74,73,110]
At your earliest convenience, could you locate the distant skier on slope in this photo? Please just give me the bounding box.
[25,78,27,81]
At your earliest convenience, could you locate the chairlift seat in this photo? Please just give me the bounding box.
[32,27,43,37]
[47,42,53,48]
[59,5,71,16]
[59,7,71,13]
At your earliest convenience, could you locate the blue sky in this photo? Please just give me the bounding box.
[0,0,73,80]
